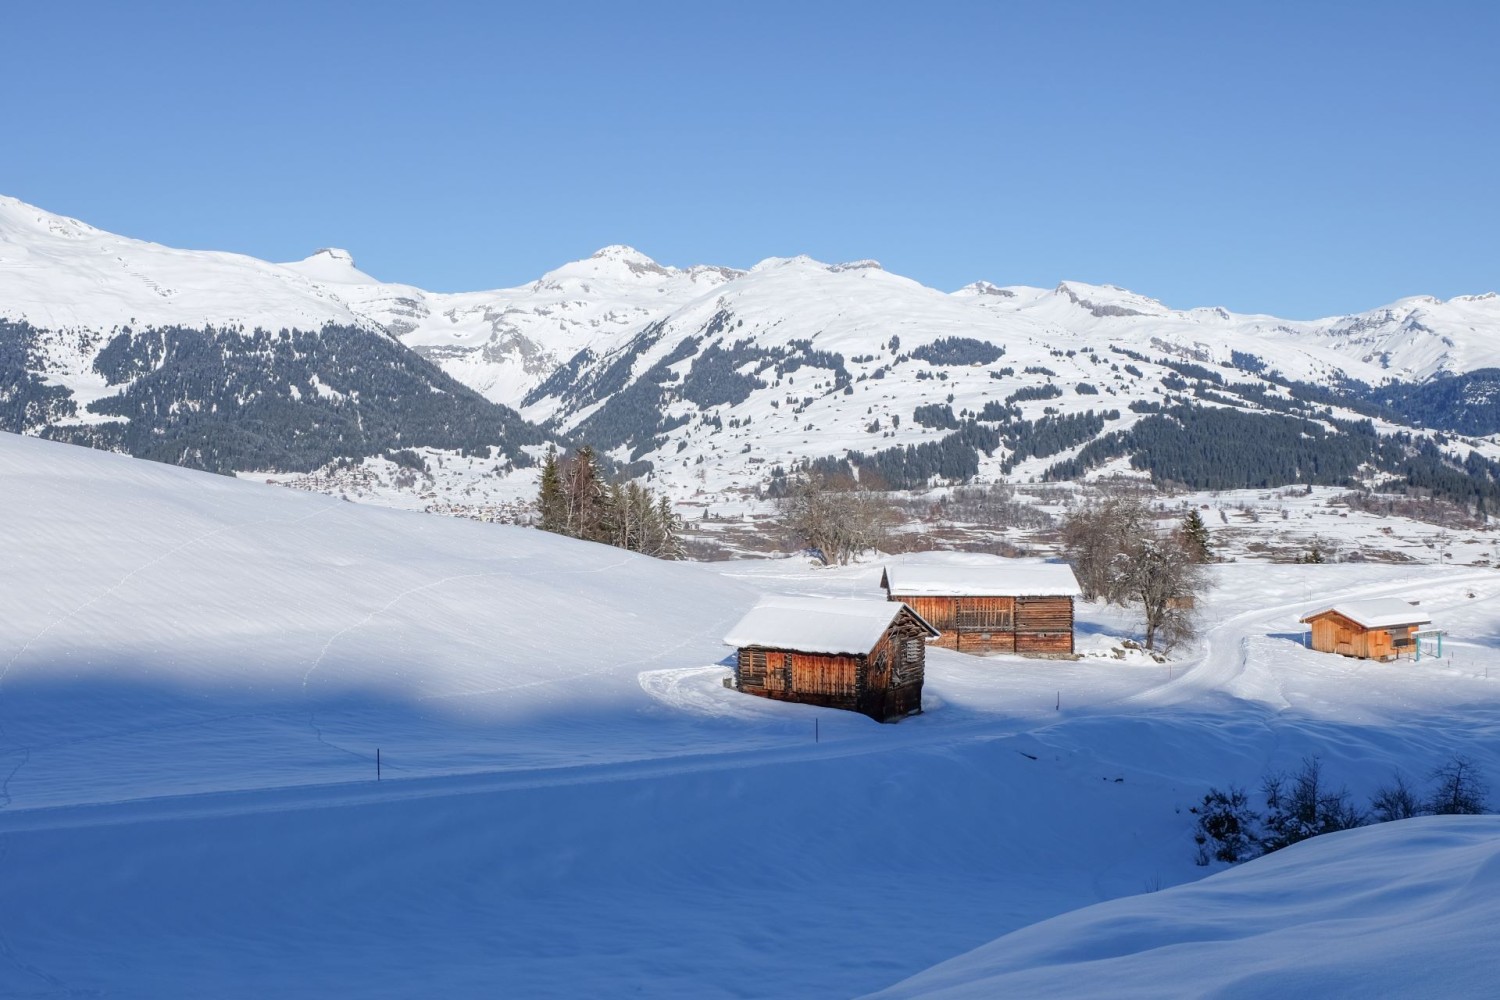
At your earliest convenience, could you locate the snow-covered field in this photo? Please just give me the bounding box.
[2,431,1498,997]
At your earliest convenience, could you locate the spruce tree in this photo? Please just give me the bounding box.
[536,445,566,534]
[655,494,684,560]
[564,445,603,539]
[1181,508,1212,562]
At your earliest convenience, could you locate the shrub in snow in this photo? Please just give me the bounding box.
[1371,773,1424,823]
[1427,755,1489,815]
[1260,757,1365,854]
[1191,786,1258,865]
[1192,757,1493,866]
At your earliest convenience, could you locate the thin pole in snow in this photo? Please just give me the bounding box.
[377,748,381,782]
[1055,691,1060,711]
[815,718,819,743]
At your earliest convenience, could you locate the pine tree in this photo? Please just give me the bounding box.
[1180,508,1212,562]
[655,494,684,560]
[533,440,683,560]
[564,445,603,540]
[536,445,566,534]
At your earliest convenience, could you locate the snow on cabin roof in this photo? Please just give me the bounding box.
[723,596,937,657]
[1300,598,1433,630]
[881,563,1082,598]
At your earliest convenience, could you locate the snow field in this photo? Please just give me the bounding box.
[2,432,1499,996]
[869,816,1500,999]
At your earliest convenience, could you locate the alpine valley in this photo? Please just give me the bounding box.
[5,193,1500,526]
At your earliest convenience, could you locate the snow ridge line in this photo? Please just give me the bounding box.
[0,499,339,814]
[300,551,642,690]
[417,600,741,704]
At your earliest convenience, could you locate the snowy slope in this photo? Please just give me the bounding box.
[869,816,1500,999]
[3,430,1500,996]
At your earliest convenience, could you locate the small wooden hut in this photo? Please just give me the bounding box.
[880,563,1082,655]
[1299,599,1432,661]
[724,596,939,722]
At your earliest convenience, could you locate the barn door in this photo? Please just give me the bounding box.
[764,652,791,693]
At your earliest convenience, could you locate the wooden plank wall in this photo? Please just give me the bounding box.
[891,592,1074,656]
[1307,614,1420,660]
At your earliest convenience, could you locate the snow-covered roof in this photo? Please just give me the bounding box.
[881,563,1082,598]
[1300,598,1433,630]
[723,596,938,656]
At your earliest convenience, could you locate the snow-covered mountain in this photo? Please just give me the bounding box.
[0,195,548,474]
[5,192,1500,501]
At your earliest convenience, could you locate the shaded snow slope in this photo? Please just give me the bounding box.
[3,402,1500,993]
[869,816,1500,1000]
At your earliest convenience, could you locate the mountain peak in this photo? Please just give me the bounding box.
[590,244,656,264]
[278,246,378,285]
[309,247,356,266]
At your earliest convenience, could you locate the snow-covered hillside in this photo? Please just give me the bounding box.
[870,816,1500,999]
[2,429,1499,996]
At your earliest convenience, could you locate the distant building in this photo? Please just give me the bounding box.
[880,563,1082,655]
[724,596,939,722]
[1299,599,1433,661]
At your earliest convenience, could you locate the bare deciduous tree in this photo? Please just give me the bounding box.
[781,473,894,566]
[1061,486,1207,650]
[1128,533,1206,651]
[1427,755,1489,815]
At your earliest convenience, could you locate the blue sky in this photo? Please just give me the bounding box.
[6,1,1496,317]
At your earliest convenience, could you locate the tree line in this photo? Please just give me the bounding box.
[1192,754,1490,866]
[535,445,684,559]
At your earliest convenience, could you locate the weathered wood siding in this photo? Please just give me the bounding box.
[732,607,928,722]
[888,592,1073,656]
[905,596,956,632]
[1307,613,1418,660]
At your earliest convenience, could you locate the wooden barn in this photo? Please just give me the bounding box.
[1299,599,1432,661]
[723,596,940,722]
[879,563,1082,655]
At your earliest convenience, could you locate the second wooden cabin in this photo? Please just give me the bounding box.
[724,595,940,722]
[880,563,1082,655]
[1299,599,1432,661]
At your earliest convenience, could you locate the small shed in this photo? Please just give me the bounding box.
[724,596,939,722]
[1299,599,1433,661]
[880,563,1082,655]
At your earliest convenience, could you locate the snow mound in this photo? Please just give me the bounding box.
[868,816,1500,999]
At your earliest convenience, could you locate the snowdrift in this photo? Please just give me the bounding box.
[870,815,1500,999]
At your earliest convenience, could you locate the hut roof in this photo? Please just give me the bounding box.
[723,596,938,657]
[880,563,1082,598]
[1300,598,1432,630]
